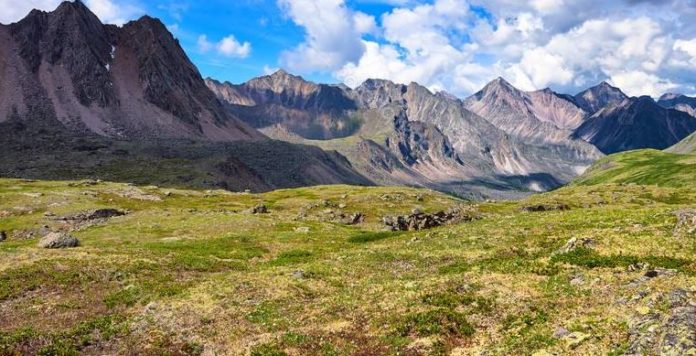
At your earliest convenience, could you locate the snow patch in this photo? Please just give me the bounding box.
[110,45,116,60]
[528,182,543,192]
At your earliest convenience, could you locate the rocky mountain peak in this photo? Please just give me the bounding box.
[659,93,684,102]
[574,81,628,114]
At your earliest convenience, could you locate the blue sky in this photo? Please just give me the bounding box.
[4,0,696,98]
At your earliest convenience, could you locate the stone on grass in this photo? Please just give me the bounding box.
[38,232,80,249]
[674,209,696,236]
[250,204,269,214]
[0,231,6,242]
[555,237,594,254]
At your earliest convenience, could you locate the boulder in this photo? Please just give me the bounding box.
[383,208,475,231]
[342,213,365,225]
[522,203,571,212]
[251,204,269,214]
[0,231,6,242]
[59,208,128,222]
[38,232,80,249]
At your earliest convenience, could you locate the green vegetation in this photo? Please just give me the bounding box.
[1,166,695,354]
[574,149,696,187]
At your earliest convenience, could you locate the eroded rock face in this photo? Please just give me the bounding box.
[383,208,475,231]
[38,232,79,249]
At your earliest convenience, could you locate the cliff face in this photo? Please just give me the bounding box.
[0,1,261,141]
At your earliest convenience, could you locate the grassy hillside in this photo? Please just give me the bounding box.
[667,131,696,154]
[573,149,696,188]
[1,177,696,354]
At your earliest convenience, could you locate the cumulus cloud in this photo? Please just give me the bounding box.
[278,0,368,72]
[198,34,252,58]
[0,0,143,25]
[329,0,696,97]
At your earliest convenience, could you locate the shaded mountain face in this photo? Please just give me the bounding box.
[574,96,696,154]
[206,71,359,140]
[574,81,628,114]
[658,93,696,117]
[0,1,261,141]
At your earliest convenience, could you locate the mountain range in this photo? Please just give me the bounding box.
[3,1,696,199]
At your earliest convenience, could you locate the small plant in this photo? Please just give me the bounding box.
[397,309,475,337]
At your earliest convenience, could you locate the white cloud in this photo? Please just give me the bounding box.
[198,34,252,59]
[0,0,62,24]
[278,0,366,72]
[331,0,696,98]
[609,70,677,98]
[0,0,143,26]
[217,35,252,58]
[85,0,143,25]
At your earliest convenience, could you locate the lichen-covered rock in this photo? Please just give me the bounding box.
[674,209,696,236]
[38,232,80,249]
[59,208,128,222]
[625,289,696,355]
[555,237,594,254]
[522,203,571,212]
[250,204,269,214]
[383,208,475,231]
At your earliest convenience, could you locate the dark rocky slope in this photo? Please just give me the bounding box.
[574,96,696,154]
[0,1,261,141]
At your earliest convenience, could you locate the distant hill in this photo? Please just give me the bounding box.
[573,148,696,188]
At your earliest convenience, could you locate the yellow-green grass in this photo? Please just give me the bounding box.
[1,178,695,354]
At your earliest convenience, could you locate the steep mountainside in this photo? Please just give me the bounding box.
[206,71,359,140]
[574,96,696,154]
[574,81,628,114]
[658,93,696,117]
[0,1,261,141]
